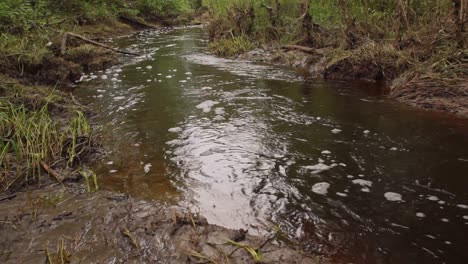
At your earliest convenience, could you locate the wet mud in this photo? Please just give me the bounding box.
[0,184,325,263]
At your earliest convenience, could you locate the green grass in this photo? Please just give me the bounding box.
[0,85,92,190]
[208,35,254,57]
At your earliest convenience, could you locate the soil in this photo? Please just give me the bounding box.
[238,48,468,118]
[0,183,325,264]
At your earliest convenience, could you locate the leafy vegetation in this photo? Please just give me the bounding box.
[203,0,467,84]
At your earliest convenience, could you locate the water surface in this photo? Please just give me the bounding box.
[75,27,468,264]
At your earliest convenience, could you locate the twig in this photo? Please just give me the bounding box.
[0,194,16,202]
[60,32,140,56]
[40,161,63,184]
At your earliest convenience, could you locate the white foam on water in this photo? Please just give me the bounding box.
[463,216,468,220]
[157,73,162,76]
[279,166,286,176]
[101,75,108,80]
[134,143,140,147]
[201,86,213,90]
[97,95,104,98]
[312,182,331,195]
[438,200,446,205]
[441,218,450,222]
[113,96,125,101]
[166,75,173,78]
[390,147,398,151]
[196,100,219,113]
[321,150,331,155]
[115,68,122,73]
[416,212,426,218]
[168,127,183,133]
[172,69,178,72]
[146,79,152,82]
[331,129,342,134]
[113,73,119,77]
[109,170,117,173]
[336,192,348,197]
[457,204,468,209]
[352,179,373,187]
[426,235,436,239]
[111,78,118,81]
[347,175,354,179]
[179,80,187,83]
[339,163,347,167]
[144,163,152,174]
[166,139,183,146]
[214,107,225,115]
[384,192,403,202]
[303,163,335,174]
[146,65,153,69]
[185,72,192,75]
[136,67,142,70]
[363,130,370,134]
[361,187,371,193]
[97,89,105,93]
[427,196,439,201]
[445,241,452,245]
[106,161,114,165]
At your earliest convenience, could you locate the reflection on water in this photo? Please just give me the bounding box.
[75,27,468,263]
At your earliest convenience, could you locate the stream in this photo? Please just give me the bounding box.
[75,26,468,264]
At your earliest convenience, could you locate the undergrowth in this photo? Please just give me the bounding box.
[208,35,254,57]
[0,81,92,191]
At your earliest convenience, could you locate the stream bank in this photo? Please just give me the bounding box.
[0,183,323,264]
[0,20,330,263]
[236,47,468,118]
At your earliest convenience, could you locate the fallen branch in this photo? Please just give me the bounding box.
[40,161,63,184]
[60,32,140,56]
[119,15,159,29]
[281,44,318,54]
[0,194,16,202]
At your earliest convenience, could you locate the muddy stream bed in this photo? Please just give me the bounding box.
[68,26,468,263]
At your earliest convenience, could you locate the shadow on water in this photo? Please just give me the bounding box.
[75,26,468,264]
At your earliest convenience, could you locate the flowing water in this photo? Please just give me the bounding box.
[75,27,468,264]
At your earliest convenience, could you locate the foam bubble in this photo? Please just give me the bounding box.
[109,170,118,173]
[336,192,348,197]
[416,212,426,218]
[196,100,219,113]
[312,182,331,195]
[457,204,468,209]
[101,75,108,80]
[303,163,335,173]
[331,129,342,134]
[352,179,373,187]
[168,127,183,133]
[384,192,403,202]
[427,196,439,201]
[321,150,331,155]
[144,163,152,174]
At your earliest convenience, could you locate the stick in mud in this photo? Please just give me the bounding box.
[60,32,141,56]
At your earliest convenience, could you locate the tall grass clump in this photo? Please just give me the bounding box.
[0,90,92,190]
[208,35,254,57]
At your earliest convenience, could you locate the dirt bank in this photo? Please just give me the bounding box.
[0,183,325,264]
[237,48,468,119]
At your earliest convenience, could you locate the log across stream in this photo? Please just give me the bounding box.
[74,26,468,263]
